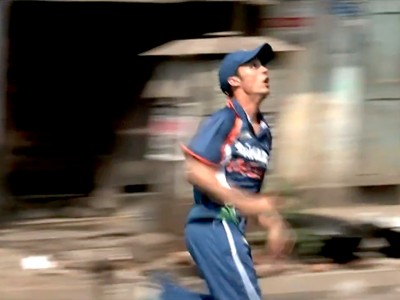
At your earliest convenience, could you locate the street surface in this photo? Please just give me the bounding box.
[0,205,399,300]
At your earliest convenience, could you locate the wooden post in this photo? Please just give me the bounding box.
[0,0,12,211]
[0,1,8,149]
[231,2,246,33]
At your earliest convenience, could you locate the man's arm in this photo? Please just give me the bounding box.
[182,109,281,218]
[184,155,278,217]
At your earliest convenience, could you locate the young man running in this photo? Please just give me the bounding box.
[151,43,291,300]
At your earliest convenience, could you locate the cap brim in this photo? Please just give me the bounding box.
[243,43,275,66]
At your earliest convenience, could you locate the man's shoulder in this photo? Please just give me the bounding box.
[192,107,237,140]
[202,106,236,128]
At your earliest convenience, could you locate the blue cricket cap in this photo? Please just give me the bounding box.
[218,43,274,95]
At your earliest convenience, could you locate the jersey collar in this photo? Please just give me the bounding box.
[226,98,266,126]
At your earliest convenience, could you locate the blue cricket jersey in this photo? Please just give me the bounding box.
[181,98,272,230]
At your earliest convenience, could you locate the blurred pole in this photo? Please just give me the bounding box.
[322,0,366,185]
[312,0,332,93]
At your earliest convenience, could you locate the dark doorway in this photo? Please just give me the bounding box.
[5,0,234,200]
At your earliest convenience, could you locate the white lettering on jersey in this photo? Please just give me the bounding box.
[234,142,269,164]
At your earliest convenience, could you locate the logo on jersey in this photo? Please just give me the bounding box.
[239,130,253,141]
[234,142,269,165]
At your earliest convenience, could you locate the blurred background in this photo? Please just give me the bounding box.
[0,0,399,299]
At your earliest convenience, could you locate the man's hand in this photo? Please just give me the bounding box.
[258,213,296,259]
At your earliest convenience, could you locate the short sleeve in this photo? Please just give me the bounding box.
[181,109,235,166]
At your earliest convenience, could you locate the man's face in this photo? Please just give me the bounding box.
[230,58,270,99]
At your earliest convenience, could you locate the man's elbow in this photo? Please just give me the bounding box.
[183,156,212,187]
[185,173,196,186]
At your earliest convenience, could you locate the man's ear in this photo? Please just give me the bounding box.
[227,75,241,88]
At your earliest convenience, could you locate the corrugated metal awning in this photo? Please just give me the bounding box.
[26,0,278,4]
[140,35,305,56]
[141,34,304,99]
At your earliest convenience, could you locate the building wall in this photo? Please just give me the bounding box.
[357,0,400,185]
[272,0,400,207]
